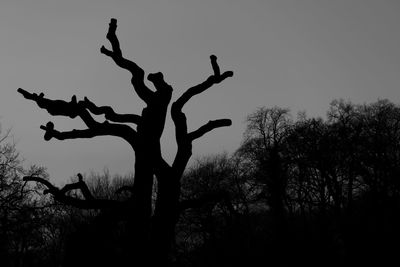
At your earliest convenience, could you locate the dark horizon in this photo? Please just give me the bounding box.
[1,0,400,182]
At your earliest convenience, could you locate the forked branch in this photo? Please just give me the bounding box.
[174,55,233,111]
[171,55,233,172]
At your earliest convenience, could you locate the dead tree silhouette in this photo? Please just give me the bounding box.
[18,18,233,265]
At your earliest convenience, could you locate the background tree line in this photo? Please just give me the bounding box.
[2,98,400,266]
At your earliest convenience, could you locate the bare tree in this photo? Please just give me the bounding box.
[0,125,50,267]
[18,18,233,265]
[238,106,292,218]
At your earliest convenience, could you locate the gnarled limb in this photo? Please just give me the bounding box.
[18,89,138,146]
[101,18,154,104]
[170,102,191,173]
[18,88,98,128]
[147,72,173,96]
[18,88,81,119]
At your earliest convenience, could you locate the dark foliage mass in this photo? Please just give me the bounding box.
[177,99,400,267]
[3,99,400,266]
[0,127,50,266]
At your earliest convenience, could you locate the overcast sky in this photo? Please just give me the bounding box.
[1,0,400,184]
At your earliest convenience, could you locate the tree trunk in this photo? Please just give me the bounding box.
[125,146,155,265]
[151,174,181,265]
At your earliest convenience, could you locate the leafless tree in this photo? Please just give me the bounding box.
[19,18,233,265]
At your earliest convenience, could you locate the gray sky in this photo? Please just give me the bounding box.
[1,0,400,184]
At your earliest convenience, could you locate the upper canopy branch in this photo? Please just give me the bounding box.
[174,55,233,111]
[100,18,154,104]
[23,175,119,209]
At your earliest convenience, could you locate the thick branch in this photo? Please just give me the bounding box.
[170,56,233,175]
[100,18,154,104]
[23,176,118,209]
[188,119,232,141]
[83,97,141,124]
[171,103,188,143]
[171,55,232,173]
[171,103,191,173]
